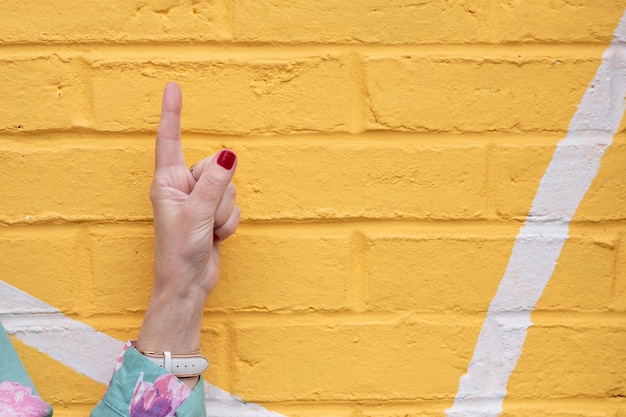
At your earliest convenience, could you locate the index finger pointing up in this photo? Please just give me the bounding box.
[155,82,185,170]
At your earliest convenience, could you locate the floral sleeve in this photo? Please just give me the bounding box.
[0,322,53,417]
[0,322,203,417]
[90,341,206,417]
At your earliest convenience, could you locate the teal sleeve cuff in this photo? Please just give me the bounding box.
[0,322,53,417]
[172,378,206,417]
[91,343,206,417]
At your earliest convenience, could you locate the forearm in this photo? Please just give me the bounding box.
[133,82,238,395]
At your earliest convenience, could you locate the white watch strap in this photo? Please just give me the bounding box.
[142,351,210,378]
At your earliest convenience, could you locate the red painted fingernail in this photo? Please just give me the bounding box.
[217,150,236,170]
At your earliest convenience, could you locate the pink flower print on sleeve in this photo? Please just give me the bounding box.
[114,341,134,373]
[0,381,49,417]
[129,373,189,417]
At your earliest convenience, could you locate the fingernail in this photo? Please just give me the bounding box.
[217,150,236,170]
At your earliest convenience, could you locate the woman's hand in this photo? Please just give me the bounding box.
[137,82,240,387]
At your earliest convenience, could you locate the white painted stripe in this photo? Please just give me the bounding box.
[0,280,285,416]
[0,280,124,385]
[446,9,626,417]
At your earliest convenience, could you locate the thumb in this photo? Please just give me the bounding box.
[187,149,237,221]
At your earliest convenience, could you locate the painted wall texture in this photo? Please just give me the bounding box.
[1,1,626,416]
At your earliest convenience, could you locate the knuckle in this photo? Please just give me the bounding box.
[149,185,158,203]
[202,170,228,189]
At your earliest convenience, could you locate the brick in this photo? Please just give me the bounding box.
[495,1,626,44]
[360,406,459,417]
[90,225,154,314]
[199,324,231,389]
[263,405,354,417]
[612,238,626,312]
[368,236,514,313]
[0,144,153,222]
[233,0,491,44]
[0,57,86,131]
[268,404,446,417]
[211,233,350,311]
[233,0,625,44]
[91,57,352,134]
[492,141,562,220]
[574,142,626,221]
[536,236,615,311]
[232,141,488,220]
[0,0,229,43]
[232,320,479,401]
[364,56,600,133]
[0,226,77,311]
[505,319,626,399]
[501,401,619,417]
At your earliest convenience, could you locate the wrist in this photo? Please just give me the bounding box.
[152,253,217,301]
[137,291,207,354]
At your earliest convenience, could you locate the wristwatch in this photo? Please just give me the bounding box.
[141,350,210,378]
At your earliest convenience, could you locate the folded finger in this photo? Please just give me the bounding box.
[187,149,238,223]
[214,183,237,229]
[213,205,241,242]
[189,155,214,182]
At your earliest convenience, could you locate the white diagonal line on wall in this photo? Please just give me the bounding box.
[0,280,285,416]
[446,9,626,417]
[0,280,124,385]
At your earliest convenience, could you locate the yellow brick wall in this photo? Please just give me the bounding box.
[1,1,626,416]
